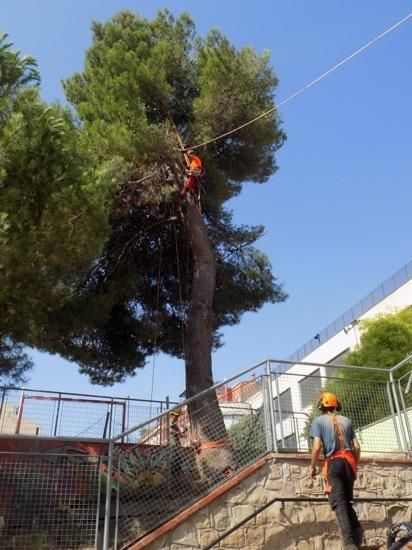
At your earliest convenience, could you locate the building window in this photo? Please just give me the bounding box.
[273,388,293,420]
[299,369,322,409]
[278,432,297,450]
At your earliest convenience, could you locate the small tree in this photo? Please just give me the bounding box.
[346,307,412,378]
[306,307,412,432]
[228,409,265,467]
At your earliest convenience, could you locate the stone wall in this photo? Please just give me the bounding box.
[144,453,412,550]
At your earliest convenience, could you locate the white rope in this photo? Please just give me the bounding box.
[187,11,412,151]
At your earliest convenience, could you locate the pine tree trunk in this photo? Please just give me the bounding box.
[184,198,232,478]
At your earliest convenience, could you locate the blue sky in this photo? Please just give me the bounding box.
[2,1,412,401]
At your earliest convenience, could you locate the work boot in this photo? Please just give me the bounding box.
[353,526,365,548]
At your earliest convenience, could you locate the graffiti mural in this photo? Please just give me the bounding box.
[0,439,104,549]
[0,437,198,549]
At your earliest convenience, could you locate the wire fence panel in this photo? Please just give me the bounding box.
[395,369,412,450]
[0,451,102,550]
[0,360,406,549]
[103,361,403,548]
[269,364,399,454]
[108,364,268,549]
[0,387,175,440]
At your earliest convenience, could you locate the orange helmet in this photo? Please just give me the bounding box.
[318,392,341,411]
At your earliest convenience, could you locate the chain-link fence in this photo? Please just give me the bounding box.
[393,368,412,450]
[267,366,396,454]
[0,387,175,439]
[101,359,411,549]
[1,358,410,549]
[0,450,104,549]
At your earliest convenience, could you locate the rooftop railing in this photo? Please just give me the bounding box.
[288,260,412,363]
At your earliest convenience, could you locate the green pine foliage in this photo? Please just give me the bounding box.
[58,10,287,384]
[228,409,266,466]
[1,10,287,385]
[0,34,112,383]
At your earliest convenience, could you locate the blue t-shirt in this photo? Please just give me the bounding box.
[309,414,356,457]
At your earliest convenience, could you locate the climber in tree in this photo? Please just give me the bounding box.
[180,149,205,197]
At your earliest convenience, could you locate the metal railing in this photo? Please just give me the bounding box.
[288,260,412,363]
[0,449,104,549]
[100,358,412,549]
[1,357,411,549]
[0,386,177,439]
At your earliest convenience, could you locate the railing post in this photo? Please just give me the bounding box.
[103,438,114,550]
[274,372,285,448]
[397,378,412,449]
[0,387,6,429]
[121,399,127,436]
[389,372,407,452]
[15,391,25,435]
[386,381,402,452]
[166,396,170,447]
[53,392,62,436]
[262,372,273,452]
[114,455,121,550]
[266,361,278,452]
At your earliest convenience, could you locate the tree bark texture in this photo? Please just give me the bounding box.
[184,198,228,445]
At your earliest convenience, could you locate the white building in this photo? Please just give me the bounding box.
[249,260,412,451]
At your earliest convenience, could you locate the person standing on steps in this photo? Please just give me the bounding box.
[309,392,364,550]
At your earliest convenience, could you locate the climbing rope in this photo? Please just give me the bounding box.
[186,11,412,152]
[172,204,187,358]
[125,12,412,191]
[149,240,162,413]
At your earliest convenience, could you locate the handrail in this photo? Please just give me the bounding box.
[390,353,412,374]
[268,358,386,373]
[202,495,412,549]
[110,357,391,443]
[0,385,176,405]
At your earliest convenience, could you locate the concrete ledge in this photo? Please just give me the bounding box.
[268,451,412,464]
[128,455,269,550]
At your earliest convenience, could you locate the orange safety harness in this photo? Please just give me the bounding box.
[321,414,358,493]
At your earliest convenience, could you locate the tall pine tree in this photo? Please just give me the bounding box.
[62,10,286,453]
[2,11,287,458]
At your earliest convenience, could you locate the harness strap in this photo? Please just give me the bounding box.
[321,414,357,493]
[332,413,345,450]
